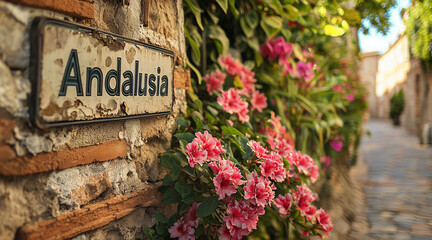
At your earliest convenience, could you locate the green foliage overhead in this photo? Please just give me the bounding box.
[406,0,432,61]
[355,0,396,35]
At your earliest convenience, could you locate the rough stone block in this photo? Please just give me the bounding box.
[17,186,161,240]
[0,140,128,176]
[4,0,94,18]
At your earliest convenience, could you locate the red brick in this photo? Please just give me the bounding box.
[0,119,16,144]
[17,186,161,240]
[174,68,191,90]
[4,0,94,19]
[0,140,127,176]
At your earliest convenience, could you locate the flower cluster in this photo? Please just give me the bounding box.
[260,37,316,82]
[260,37,294,75]
[202,55,268,123]
[185,131,225,167]
[168,203,201,240]
[217,88,250,123]
[219,200,265,240]
[209,159,245,200]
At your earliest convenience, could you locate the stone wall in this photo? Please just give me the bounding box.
[359,51,379,118]
[0,0,187,239]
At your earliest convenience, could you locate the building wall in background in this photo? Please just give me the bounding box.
[359,51,379,118]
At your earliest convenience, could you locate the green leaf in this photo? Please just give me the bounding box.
[186,57,202,84]
[175,132,195,143]
[240,137,253,160]
[142,227,156,239]
[256,72,277,87]
[343,8,361,25]
[240,11,259,38]
[160,154,179,169]
[175,182,192,197]
[207,25,230,55]
[196,196,219,218]
[284,4,299,21]
[185,0,204,30]
[191,111,205,130]
[260,15,282,37]
[185,26,201,64]
[269,0,283,14]
[324,24,346,37]
[228,0,238,17]
[215,0,228,13]
[154,213,169,223]
[222,126,243,136]
[177,118,188,131]
[162,172,179,186]
[162,188,182,204]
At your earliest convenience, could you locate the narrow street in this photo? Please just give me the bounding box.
[360,119,432,240]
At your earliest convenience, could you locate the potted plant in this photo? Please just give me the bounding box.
[389,89,405,126]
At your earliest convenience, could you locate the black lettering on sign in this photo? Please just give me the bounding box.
[58,50,170,97]
[59,49,83,96]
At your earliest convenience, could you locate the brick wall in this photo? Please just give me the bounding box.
[0,0,187,239]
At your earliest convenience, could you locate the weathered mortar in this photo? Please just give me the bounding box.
[0,0,186,239]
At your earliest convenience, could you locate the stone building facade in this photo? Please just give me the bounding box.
[360,34,432,142]
[0,0,189,239]
[359,51,379,118]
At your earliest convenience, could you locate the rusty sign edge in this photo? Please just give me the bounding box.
[29,17,175,129]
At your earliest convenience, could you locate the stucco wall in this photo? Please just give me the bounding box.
[0,1,186,239]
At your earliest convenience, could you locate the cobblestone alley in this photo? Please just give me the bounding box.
[359,119,432,240]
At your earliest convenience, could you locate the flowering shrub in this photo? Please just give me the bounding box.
[143,56,333,239]
[141,0,381,239]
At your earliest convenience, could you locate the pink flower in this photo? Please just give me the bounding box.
[268,136,294,158]
[209,160,245,199]
[315,209,333,238]
[297,62,315,82]
[168,203,201,240]
[185,141,207,167]
[248,140,268,159]
[287,151,314,176]
[273,37,293,57]
[310,164,320,183]
[218,55,243,76]
[260,152,287,182]
[244,171,275,207]
[203,70,226,95]
[222,200,265,239]
[218,55,256,96]
[332,84,342,91]
[260,41,277,61]
[168,221,195,240]
[260,37,292,61]
[185,131,225,167]
[218,225,232,240]
[250,90,267,112]
[291,184,318,219]
[274,193,293,217]
[346,94,354,102]
[238,107,250,123]
[217,89,250,123]
[279,57,294,75]
[330,135,343,152]
[195,131,225,161]
[183,203,201,227]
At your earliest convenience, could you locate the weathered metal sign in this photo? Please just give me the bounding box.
[30,17,174,128]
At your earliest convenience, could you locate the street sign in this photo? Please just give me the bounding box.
[30,17,174,128]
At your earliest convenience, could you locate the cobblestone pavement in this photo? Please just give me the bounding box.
[360,119,432,240]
